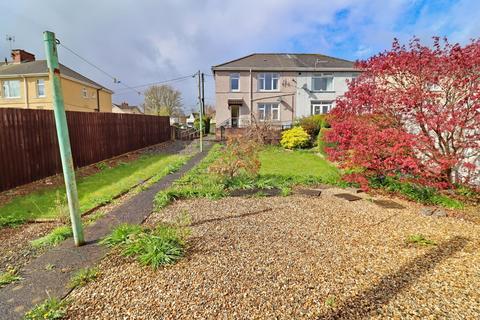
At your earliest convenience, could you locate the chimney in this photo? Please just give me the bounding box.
[121,102,129,108]
[11,49,36,63]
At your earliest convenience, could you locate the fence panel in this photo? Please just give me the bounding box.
[0,109,171,191]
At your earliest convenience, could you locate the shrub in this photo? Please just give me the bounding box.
[24,297,67,320]
[209,137,261,179]
[317,127,331,154]
[298,114,328,137]
[280,127,310,149]
[31,226,73,249]
[0,267,22,287]
[69,267,100,289]
[194,117,211,134]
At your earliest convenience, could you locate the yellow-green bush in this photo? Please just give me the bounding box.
[280,127,310,149]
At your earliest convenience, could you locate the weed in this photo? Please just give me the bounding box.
[54,191,70,224]
[101,223,188,269]
[45,264,55,271]
[95,162,109,171]
[30,226,72,249]
[24,297,67,320]
[69,267,100,289]
[99,224,143,247]
[406,234,436,246]
[325,296,336,308]
[0,267,22,287]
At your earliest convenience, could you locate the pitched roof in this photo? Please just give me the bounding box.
[0,60,113,93]
[113,103,142,113]
[212,53,357,71]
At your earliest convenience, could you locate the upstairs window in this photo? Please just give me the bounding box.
[312,73,334,91]
[2,80,20,98]
[230,73,240,92]
[36,79,46,97]
[258,73,279,91]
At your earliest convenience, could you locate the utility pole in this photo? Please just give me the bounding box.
[43,31,84,246]
[197,70,203,152]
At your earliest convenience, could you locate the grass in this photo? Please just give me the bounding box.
[69,267,100,289]
[154,145,341,209]
[30,226,72,249]
[406,234,436,246]
[100,223,188,269]
[24,297,67,320]
[0,153,188,228]
[0,267,22,287]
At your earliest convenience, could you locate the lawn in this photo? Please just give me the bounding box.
[0,153,188,227]
[258,147,340,184]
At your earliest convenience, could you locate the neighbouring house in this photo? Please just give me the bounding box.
[170,115,187,125]
[212,53,359,135]
[0,49,113,112]
[112,102,143,114]
[186,112,199,127]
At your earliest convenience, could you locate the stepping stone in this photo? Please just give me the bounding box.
[372,199,405,209]
[334,193,362,201]
[229,188,282,197]
[294,188,322,197]
[420,207,447,217]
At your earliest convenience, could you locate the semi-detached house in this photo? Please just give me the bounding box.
[212,53,360,135]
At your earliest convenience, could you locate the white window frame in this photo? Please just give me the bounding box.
[311,73,334,92]
[258,103,280,121]
[230,73,240,92]
[36,79,46,97]
[2,80,21,98]
[311,101,333,115]
[82,87,88,98]
[258,73,279,91]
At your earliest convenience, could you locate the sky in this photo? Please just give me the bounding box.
[1,0,479,112]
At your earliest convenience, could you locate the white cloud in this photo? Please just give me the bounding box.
[0,0,478,108]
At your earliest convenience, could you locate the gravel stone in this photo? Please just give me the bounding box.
[65,188,480,319]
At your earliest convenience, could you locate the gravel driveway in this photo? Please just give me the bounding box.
[66,188,480,319]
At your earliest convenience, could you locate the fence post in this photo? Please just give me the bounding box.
[44,31,84,246]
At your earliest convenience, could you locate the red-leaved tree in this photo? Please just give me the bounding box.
[326,37,480,189]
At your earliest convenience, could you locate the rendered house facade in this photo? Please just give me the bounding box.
[212,53,359,130]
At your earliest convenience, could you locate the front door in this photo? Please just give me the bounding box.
[230,105,239,128]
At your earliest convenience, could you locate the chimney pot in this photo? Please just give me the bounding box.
[11,49,36,63]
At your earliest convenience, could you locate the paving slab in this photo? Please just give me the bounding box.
[373,199,406,209]
[334,193,363,201]
[0,143,212,320]
[294,188,322,197]
[229,188,282,197]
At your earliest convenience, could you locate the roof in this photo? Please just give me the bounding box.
[212,53,357,72]
[0,60,113,93]
[113,103,142,113]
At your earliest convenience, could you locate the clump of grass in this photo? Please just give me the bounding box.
[100,222,188,269]
[24,297,67,320]
[325,296,336,308]
[99,224,143,247]
[0,267,22,287]
[69,267,100,289]
[30,226,72,249]
[406,234,436,246]
[95,161,109,171]
[45,264,55,271]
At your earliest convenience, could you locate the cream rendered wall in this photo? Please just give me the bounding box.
[0,75,112,112]
[215,71,296,128]
[295,72,359,118]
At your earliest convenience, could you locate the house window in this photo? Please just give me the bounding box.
[82,88,88,98]
[258,103,280,121]
[2,80,21,98]
[258,73,279,91]
[312,73,334,91]
[230,73,240,92]
[311,101,332,115]
[36,79,46,97]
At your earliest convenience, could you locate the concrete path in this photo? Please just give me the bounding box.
[0,142,212,319]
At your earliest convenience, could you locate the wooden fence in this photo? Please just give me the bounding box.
[0,108,171,192]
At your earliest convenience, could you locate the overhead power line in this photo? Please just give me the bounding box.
[114,74,197,94]
[57,40,141,95]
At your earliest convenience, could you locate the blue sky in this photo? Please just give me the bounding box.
[0,0,479,110]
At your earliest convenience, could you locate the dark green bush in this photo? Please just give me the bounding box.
[298,115,329,137]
